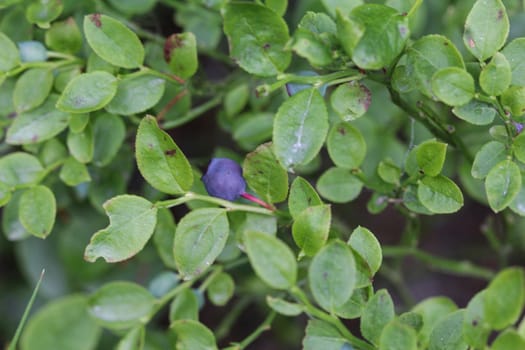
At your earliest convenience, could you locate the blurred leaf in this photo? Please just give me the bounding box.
[303,319,348,350]
[360,289,395,346]
[379,320,417,350]
[330,82,371,121]
[479,52,511,96]
[463,291,490,349]
[21,295,101,350]
[165,32,198,79]
[25,0,63,28]
[83,14,144,68]
[317,167,363,203]
[18,185,56,238]
[327,122,367,169]
[45,18,82,54]
[207,272,235,306]
[116,326,145,350]
[173,208,229,279]
[292,204,331,257]
[244,230,297,290]
[171,320,218,350]
[175,4,222,50]
[0,152,44,189]
[67,125,94,163]
[288,176,323,219]
[136,115,193,194]
[412,297,457,348]
[88,281,156,330]
[513,131,525,163]
[417,175,464,214]
[452,100,496,126]
[13,68,53,113]
[84,195,158,262]
[105,74,165,115]
[428,310,467,350]
[491,330,525,350]
[322,0,363,17]
[2,191,30,241]
[69,113,89,133]
[431,67,474,106]
[170,287,199,322]
[348,226,382,275]
[0,32,20,72]
[501,85,525,117]
[265,0,287,16]
[471,141,507,179]
[92,113,126,167]
[502,37,525,86]
[223,2,291,76]
[266,296,303,316]
[153,208,177,269]
[59,157,91,186]
[485,160,521,212]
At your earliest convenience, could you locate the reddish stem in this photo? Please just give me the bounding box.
[157,89,188,122]
[241,193,275,211]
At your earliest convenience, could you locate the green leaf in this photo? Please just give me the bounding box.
[513,131,525,163]
[361,289,395,346]
[0,152,44,189]
[25,0,62,28]
[412,297,458,348]
[0,32,20,72]
[232,112,274,151]
[483,267,525,329]
[116,326,144,350]
[333,287,370,319]
[379,320,417,350]
[207,272,235,306]
[491,330,525,350]
[169,287,199,322]
[502,37,525,86]
[316,167,363,203]
[309,240,356,313]
[418,175,464,214]
[289,12,337,67]
[6,95,69,145]
[67,125,94,163]
[242,142,288,204]
[485,160,522,212]
[223,2,291,76]
[2,191,29,241]
[501,86,525,116]
[225,84,249,118]
[13,68,53,112]
[56,71,118,113]
[153,208,177,269]
[452,100,496,126]
[20,295,101,350]
[398,311,423,333]
[107,0,155,15]
[471,141,507,179]
[84,195,158,262]
[303,319,348,350]
[463,0,509,61]
[416,140,447,176]
[69,113,89,133]
[463,291,490,349]
[327,122,367,169]
[480,52,511,96]
[330,82,371,121]
[406,34,465,97]
[273,88,328,170]
[349,4,409,69]
[83,14,144,69]
[292,204,331,257]
[92,113,126,167]
[348,226,382,275]
[59,157,91,186]
[288,176,323,219]
[0,182,11,208]
[510,185,525,216]
[428,310,467,350]
[164,32,198,79]
[377,159,401,185]
[336,10,364,59]
[105,74,165,115]
[173,208,229,279]
[266,296,303,316]
[244,230,297,290]
[88,281,156,330]
[431,67,474,106]
[45,18,82,54]
[18,186,55,238]
[323,0,363,17]
[176,4,222,50]
[171,320,218,350]
[135,115,193,194]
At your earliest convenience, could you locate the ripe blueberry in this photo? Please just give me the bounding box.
[202,158,246,201]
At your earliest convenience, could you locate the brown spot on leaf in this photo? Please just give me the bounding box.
[263,43,271,50]
[164,34,183,63]
[337,127,347,136]
[497,10,503,20]
[468,38,475,48]
[90,13,102,28]
[165,149,177,156]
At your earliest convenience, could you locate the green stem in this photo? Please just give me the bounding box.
[198,266,223,293]
[378,265,416,308]
[155,192,273,215]
[227,311,276,350]
[290,287,375,350]
[215,296,253,341]
[8,269,45,350]
[382,246,494,280]
[161,95,223,129]
[152,280,193,315]
[407,0,423,18]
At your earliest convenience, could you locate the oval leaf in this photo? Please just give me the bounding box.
[471,141,507,179]
[244,230,297,290]
[452,100,496,126]
[360,289,395,346]
[463,0,509,61]
[330,81,371,121]
[171,320,218,350]
[207,272,235,306]
[83,14,144,68]
[348,226,382,275]
[92,113,126,167]
[0,32,20,72]
[292,204,331,257]
[480,52,511,96]
[136,115,193,194]
[165,32,198,79]
[19,185,56,238]
[173,208,229,279]
[13,67,53,112]
[327,122,367,169]
[317,167,363,203]
[105,74,165,115]
[273,88,328,170]
[379,320,417,350]
[428,310,467,350]
[84,195,158,262]
[288,176,323,219]
[418,175,464,214]
[485,160,521,212]
[88,281,156,329]
[223,3,291,76]
[266,296,303,316]
[0,152,44,190]
[309,240,356,313]
[502,37,525,86]
[431,67,474,106]
[243,142,288,204]
[416,140,447,176]
[56,71,118,113]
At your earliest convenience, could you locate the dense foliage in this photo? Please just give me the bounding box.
[1,0,525,349]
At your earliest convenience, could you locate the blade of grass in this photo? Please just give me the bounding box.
[7,269,45,350]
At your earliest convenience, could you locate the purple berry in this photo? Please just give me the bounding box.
[202,158,246,201]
